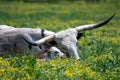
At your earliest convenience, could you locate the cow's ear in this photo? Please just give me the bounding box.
[77,32,83,39]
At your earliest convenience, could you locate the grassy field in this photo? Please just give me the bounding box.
[0,0,120,80]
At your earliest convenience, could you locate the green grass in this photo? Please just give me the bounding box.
[0,1,120,80]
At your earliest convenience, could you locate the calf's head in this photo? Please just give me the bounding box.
[37,47,65,60]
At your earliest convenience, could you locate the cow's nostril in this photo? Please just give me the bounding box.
[60,54,66,58]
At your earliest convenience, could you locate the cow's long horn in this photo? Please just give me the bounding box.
[22,35,55,46]
[75,14,115,31]
[23,14,115,46]
[35,35,55,45]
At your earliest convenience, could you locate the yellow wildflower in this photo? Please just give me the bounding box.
[65,69,73,77]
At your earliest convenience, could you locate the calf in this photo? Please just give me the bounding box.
[37,47,65,61]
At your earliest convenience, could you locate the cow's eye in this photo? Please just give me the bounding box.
[28,45,32,50]
[55,51,58,54]
[39,46,42,49]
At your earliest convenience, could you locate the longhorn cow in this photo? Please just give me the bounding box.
[0,14,115,60]
[0,25,64,60]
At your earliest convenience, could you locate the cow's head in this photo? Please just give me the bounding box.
[22,14,115,60]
